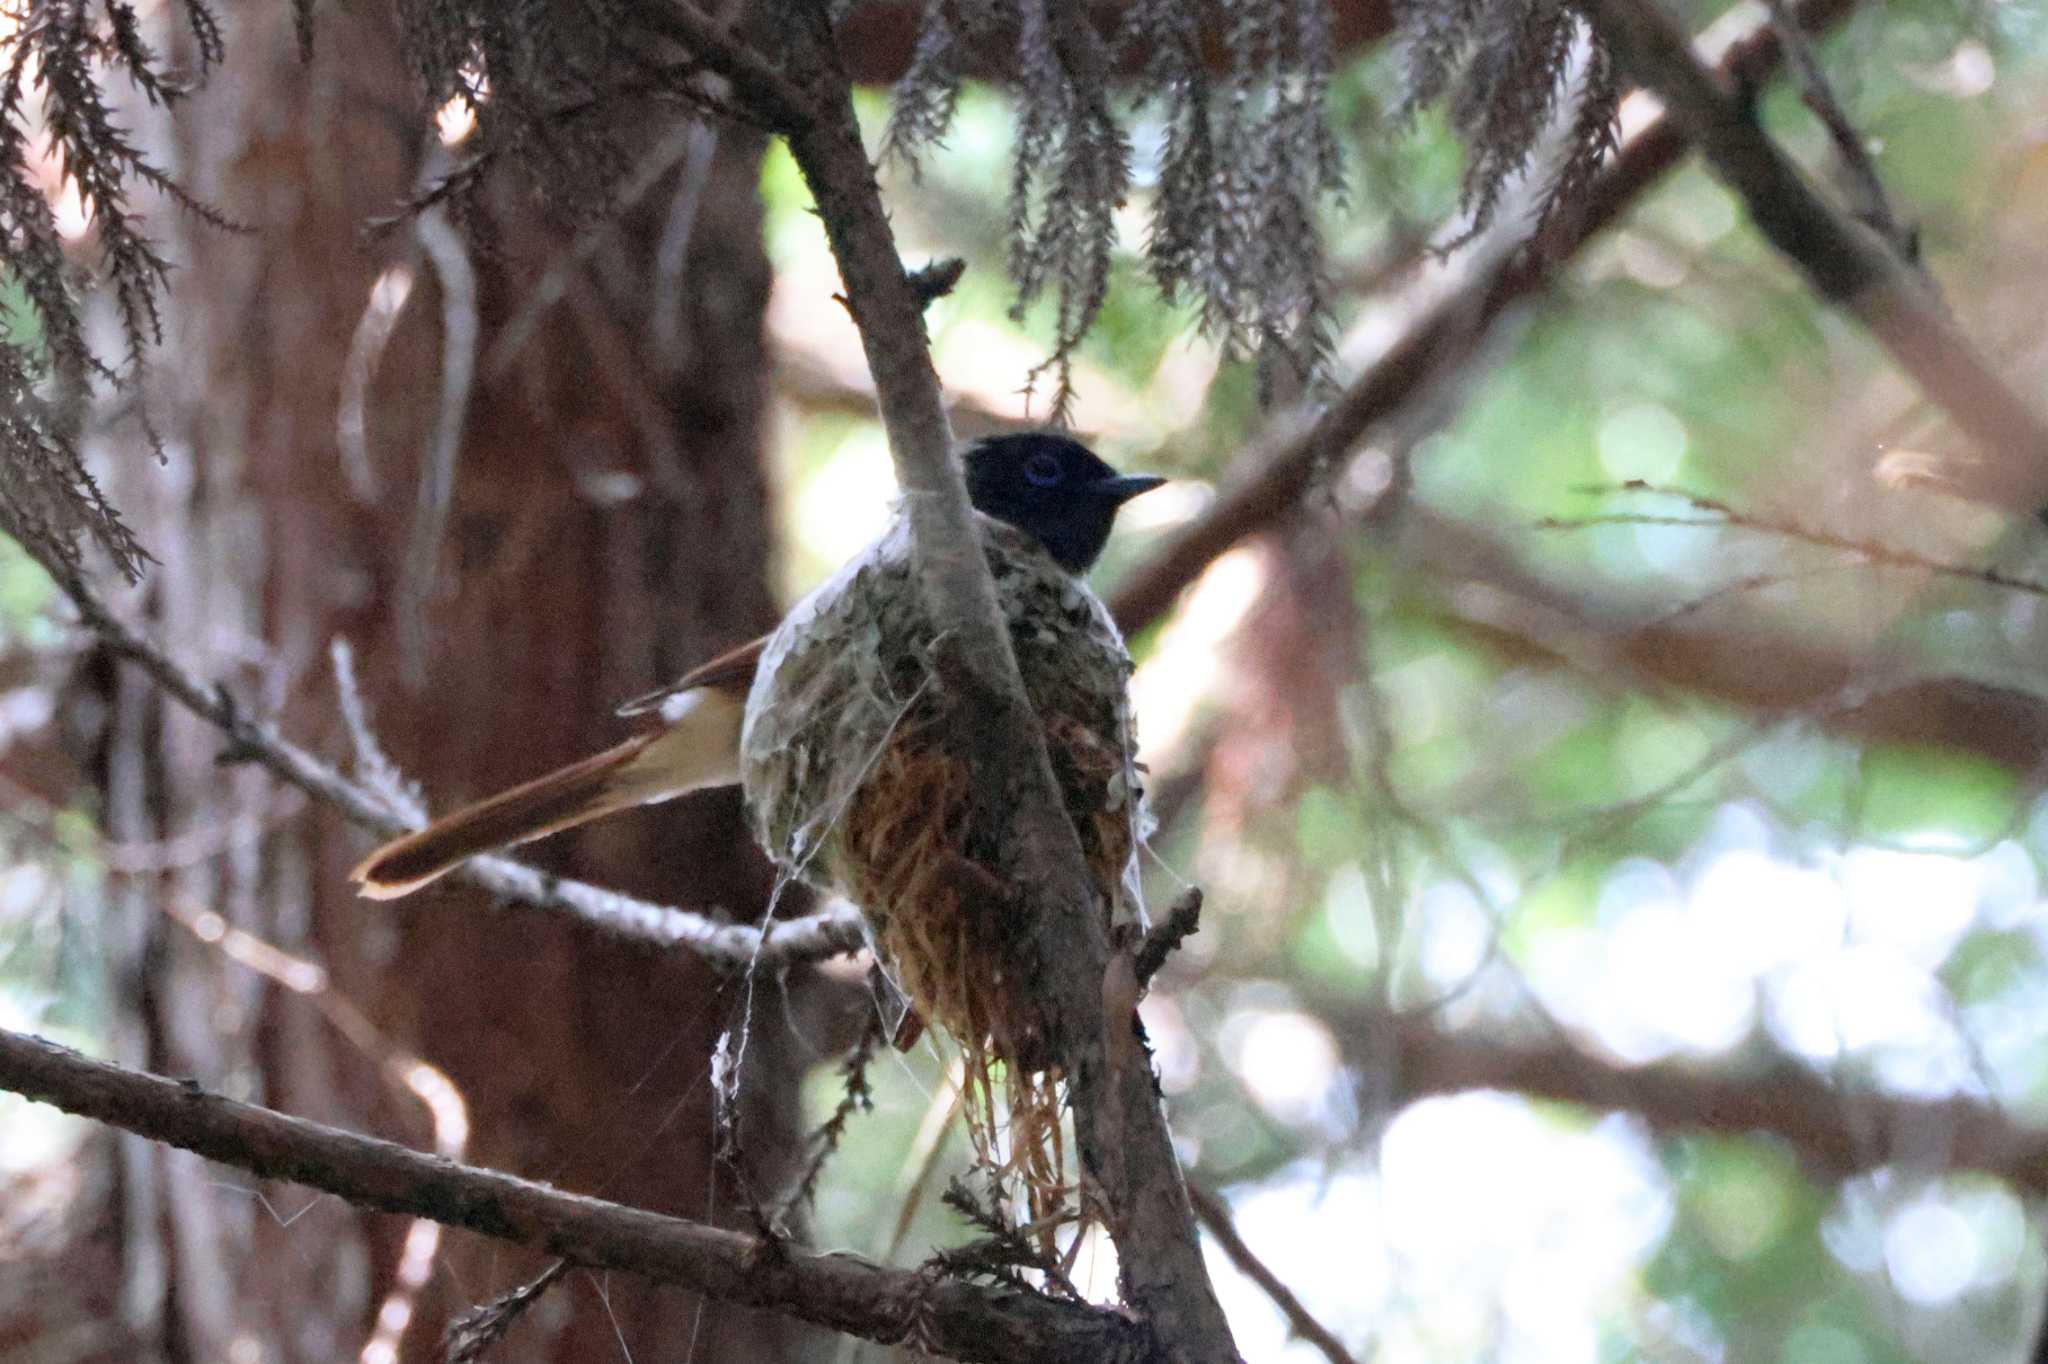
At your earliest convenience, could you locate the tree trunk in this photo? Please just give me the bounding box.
[30,1,804,1359]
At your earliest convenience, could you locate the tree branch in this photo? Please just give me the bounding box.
[1382,1015,2048,1194]
[1399,505,2048,773]
[1587,0,2048,514]
[630,2,814,131]
[1107,0,1863,637]
[45,562,867,971]
[22,1005,2045,1364]
[776,7,1237,1359]
[0,1027,1146,1364]
[1757,0,1917,261]
[1185,1185,1362,1364]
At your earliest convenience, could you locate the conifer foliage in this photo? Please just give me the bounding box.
[883,0,1347,413]
[0,0,229,579]
[1395,0,1619,245]
[1,0,1622,570]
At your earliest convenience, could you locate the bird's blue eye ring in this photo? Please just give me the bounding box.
[1023,452,1063,487]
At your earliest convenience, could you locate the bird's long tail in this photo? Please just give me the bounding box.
[350,688,744,899]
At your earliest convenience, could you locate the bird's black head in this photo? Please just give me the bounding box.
[963,433,1164,574]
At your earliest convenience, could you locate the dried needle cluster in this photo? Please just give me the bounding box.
[4,0,1624,576]
[884,0,1346,414]
[0,0,231,579]
[1395,0,1621,245]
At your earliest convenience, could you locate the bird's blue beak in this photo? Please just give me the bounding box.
[1093,474,1166,503]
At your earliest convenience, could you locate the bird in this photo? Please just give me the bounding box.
[352,436,1171,1040]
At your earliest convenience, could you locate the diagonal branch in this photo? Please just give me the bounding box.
[1756,0,1917,261]
[0,1027,1143,1364]
[1586,0,2048,514]
[1107,0,1863,638]
[630,2,815,131]
[776,5,1238,1359]
[44,560,866,971]
[1186,1185,1362,1364]
[1378,1014,2048,1194]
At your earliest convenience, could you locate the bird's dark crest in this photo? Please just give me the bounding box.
[963,433,1163,573]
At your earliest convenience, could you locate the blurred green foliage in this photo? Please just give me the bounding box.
[4,0,2048,1355]
[760,4,2048,1359]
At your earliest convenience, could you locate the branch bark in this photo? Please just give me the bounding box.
[1398,506,2048,773]
[0,1027,1145,1364]
[17,997,2048,1360]
[1586,0,2048,514]
[777,7,1237,1360]
[1380,1015,2048,1194]
[1185,1185,1360,1364]
[47,562,865,970]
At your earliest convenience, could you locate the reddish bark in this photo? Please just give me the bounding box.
[26,2,803,1360]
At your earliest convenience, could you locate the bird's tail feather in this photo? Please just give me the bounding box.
[350,688,743,899]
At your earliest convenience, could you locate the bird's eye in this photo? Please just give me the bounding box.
[1023,452,1063,487]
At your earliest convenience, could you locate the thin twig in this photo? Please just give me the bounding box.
[1133,888,1203,990]
[441,1259,571,1364]
[1105,0,1865,639]
[336,261,415,503]
[1587,0,2048,513]
[929,1175,1082,1302]
[44,561,866,971]
[1538,480,2048,600]
[1185,1185,1362,1364]
[780,1010,886,1222]
[0,1027,1143,1364]
[1756,0,1918,263]
[330,638,421,820]
[651,122,724,374]
[398,203,480,686]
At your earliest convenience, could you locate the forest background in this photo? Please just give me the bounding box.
[5,0,2048,1361]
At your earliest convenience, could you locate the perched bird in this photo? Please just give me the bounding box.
[352,433,1163,1074]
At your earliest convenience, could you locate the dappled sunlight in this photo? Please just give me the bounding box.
[1129,544,1266,754]
[12,0,2048,1357]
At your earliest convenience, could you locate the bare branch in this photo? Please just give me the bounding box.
[1537,480,2048,601]
[0,1028,1146,1364]
[441,1260,570,1364]
[1756,0,1917,263]
[777,5,1237,1356]
[1186,1185,1362,1364]
[1133,888,1204,990]
[1587,0,2048,514]
[43,561,867,971]
[20,1006,2043,1359]
[1107,0,1864,639]
[1378,1015,2048,1195]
